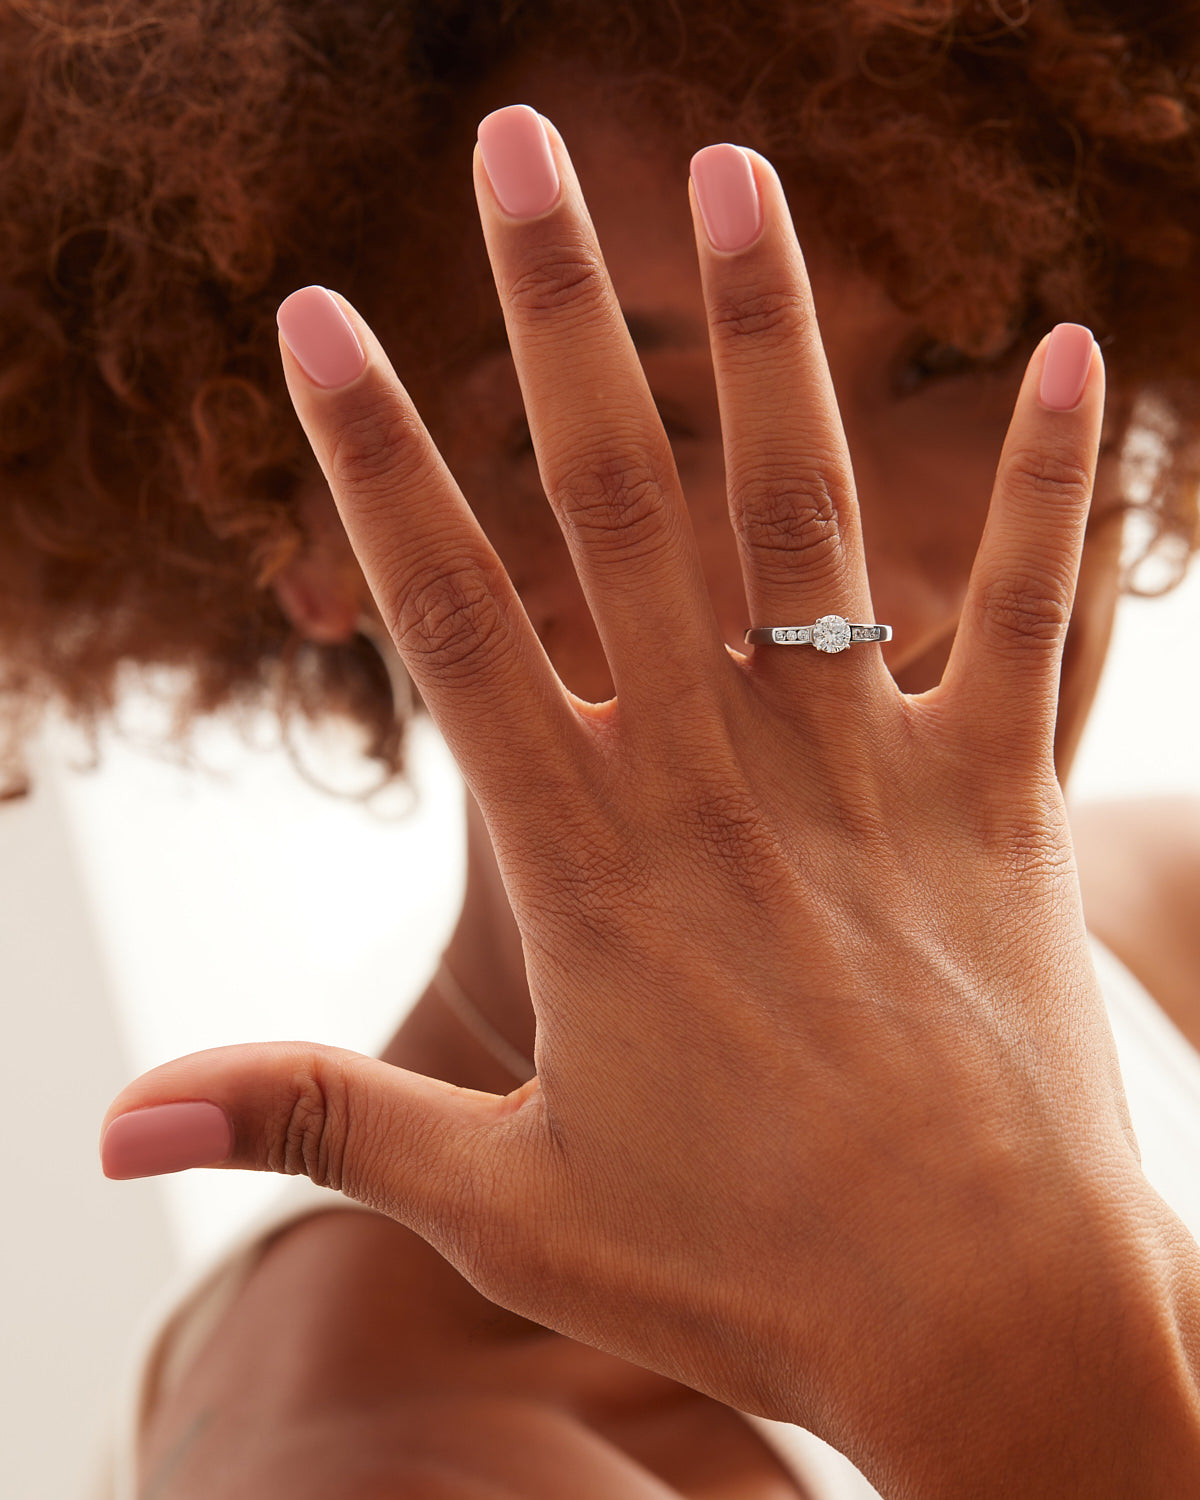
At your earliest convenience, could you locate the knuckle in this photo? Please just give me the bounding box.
[814,773,893,852]
[994,794,1074,883]
[326,395,425,499]
[521,824,654,950]
[962,752,1060,837]
[504,243,606,321]
[678,781,792,913]
[978,570,1073,648]
[1004,445,1094,508]
[708,285,808,348]
[733,461,846,577]
[547,444,672,558]
[271,1060,350,1192]
[383,561,509,682]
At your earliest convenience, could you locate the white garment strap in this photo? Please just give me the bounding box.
[433,956,537,1082]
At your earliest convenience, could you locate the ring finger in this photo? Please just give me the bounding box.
[688,145,891,695]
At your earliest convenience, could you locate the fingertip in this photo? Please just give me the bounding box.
[100,1100,235,1180]
[1037,323,1098,413]
[276,285,367,391]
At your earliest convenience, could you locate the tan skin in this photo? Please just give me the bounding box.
[128,67,1200,1500]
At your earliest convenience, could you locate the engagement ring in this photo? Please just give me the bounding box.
[743,614,893,653]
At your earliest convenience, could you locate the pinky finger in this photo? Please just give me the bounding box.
[938,323,1105,772]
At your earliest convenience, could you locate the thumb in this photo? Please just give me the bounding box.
[98,1040,537,1254]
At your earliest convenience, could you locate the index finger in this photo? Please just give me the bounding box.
[275,284,587,816]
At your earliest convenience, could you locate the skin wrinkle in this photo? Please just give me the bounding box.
[56,15,1199,1500]
[3,4,1198,805]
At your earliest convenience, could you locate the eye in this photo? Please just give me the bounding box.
[893,337,981,397]
[892,331,1028,399]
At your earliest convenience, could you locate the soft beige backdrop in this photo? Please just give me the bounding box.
[2,561,1197,1499]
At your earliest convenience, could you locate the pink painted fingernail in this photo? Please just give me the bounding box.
[101,1101,234,1180]
[1039,323,1095,411]
[277,286,367,390]
[690,144,764,253]
[478,105,561,219]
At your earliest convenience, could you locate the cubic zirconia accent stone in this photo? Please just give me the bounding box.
[812,614,851,653]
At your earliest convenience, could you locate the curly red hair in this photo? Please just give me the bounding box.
[1,0,1197,803]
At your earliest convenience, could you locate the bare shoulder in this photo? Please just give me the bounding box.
[1071,795,1200,1049]
[137,1205,795,1500]
[162,1396,680,1499]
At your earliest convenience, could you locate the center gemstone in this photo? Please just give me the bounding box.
[811,614,851,653]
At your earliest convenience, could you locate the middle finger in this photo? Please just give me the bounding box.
[474,104,732,723]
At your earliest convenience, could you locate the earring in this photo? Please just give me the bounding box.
[355,611,414,725]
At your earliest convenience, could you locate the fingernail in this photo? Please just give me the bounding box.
[477,104,561,219]
[1039,323,1095,411]
[277,285,367,390]
[690,144,764,253]
[101,1101,234,1180]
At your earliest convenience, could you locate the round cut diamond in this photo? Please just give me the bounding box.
[811,614,851,653]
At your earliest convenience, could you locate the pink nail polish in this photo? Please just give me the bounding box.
[101,1101,233,1180]
[1039,323,1094,411]
[690,144,763,253]
[277,286,366,390]
[477,104,561,219]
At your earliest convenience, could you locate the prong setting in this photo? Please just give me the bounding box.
[811,614,851,653]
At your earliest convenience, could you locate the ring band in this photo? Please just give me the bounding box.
[744,614,893,654]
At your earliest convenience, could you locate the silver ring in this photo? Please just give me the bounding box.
[743,614,893,654]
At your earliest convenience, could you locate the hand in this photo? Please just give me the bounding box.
[100,107,1200,1495]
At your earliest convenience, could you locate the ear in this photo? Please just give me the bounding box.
[272,481,369,643]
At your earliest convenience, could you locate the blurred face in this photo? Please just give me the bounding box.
[338,65,1128,778]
